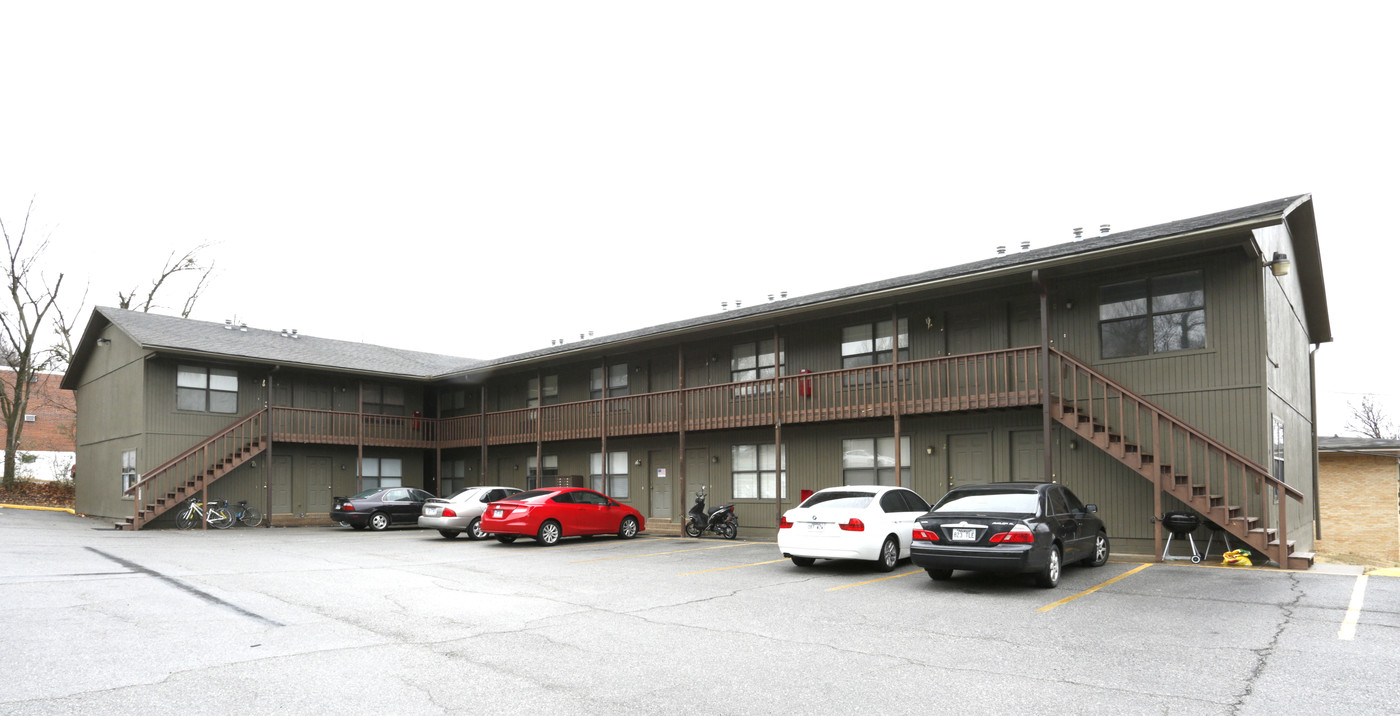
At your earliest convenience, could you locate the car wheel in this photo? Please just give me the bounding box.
[1089,532,1110,567]
[683,518,703,538]
[537,520,562,546]
[496,534,517,544]
[876,536,899,572]
[1036,545,1062,588]
[926,569,952,581]
[618,516,639,539]
[368,512,391,531]
[350,523,367,531]
[791,557,816,567]
[468,518,486,540]
[438,529,461,540]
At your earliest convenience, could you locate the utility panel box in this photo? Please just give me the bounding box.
[540,474,585,488]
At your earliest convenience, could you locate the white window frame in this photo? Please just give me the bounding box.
[731,444,787,500]
[526,454,559,491]
[121,449,138,500]
[842,436,911,486]
[361,457,404,489]
[527,375,559,408]
[177,365,239,414]
[589,451,628,498]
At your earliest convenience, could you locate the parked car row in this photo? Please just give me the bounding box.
[330,485,646,546]
[779,482,1109,588]
[332,481,1108,589]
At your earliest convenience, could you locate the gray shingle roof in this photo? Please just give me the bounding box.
[96,308,480,378]
[1318,437,1400,453]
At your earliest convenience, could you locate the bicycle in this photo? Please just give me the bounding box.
[175,498,236,530]
[228,500,263,528]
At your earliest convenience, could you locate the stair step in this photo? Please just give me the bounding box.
[1287,552,1315,570]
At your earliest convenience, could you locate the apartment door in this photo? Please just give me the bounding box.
[947,433,991,489]
[649,449,672,520]
[307,456,333,514]
[685,448,710,507]
[271,455,292,513]
[1009,430,1045,482]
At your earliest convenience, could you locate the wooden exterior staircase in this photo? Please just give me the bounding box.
[119,409,268,530]
[1048,349,1312,569]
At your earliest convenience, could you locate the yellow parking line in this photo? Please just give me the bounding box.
[1339,574,1368,640]
[825,569,923,592]
[570,543,747,563]
[1037,563,1152,612]
[1366,567,1400,577]
[680,559,788,576]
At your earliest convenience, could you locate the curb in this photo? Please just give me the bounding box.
[0,504,77,514]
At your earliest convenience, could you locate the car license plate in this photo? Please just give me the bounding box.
[808,523,823,531]
[952,528,976,541]
[493,509,503,518]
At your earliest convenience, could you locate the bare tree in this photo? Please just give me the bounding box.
[0,200,65,488]
[116,243,215,317]
[1345,395,1397,440]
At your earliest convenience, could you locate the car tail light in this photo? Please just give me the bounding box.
[778,516,793,529]
[912,529,938,542]
[442,508,457,518]
[839,518,865,532]
[341,503,355,511]
[989,524,1035,544]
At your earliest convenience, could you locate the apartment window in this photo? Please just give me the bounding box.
[1099,271,1205,359]
[177,365,238,413]
[732,444,787,500]
[361,457,403,489]
[841,319,909,368]
[441,389,469,418]
[842,436,911,486]
[732,339,785,383]
[121,449,137,499]
[441,459,467,496]
[527,375,559,408]
[590,451,628,498]
[362,384,406,415]
[527,455,558,491]
[590,364,629,399]
[1272,416,1285,502]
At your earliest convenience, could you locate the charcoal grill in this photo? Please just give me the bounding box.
[1160,511,1204,564]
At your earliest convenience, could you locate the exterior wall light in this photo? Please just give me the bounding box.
[1265,252,1291,277]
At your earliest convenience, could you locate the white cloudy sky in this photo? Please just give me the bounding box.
[1,2,1395,436]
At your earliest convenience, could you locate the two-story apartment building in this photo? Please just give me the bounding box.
[61,195,1329,567]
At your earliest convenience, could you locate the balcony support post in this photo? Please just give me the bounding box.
[677,345,686,518]
[774,325,783,524]
[1034,271,1052,483]
[356,381,364,494]
[891,307,903,488]
[479,385,488,486]
[601,357,609,497]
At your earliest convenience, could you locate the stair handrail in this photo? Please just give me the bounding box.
[1049,348,1303,503]
[124,408,268,497]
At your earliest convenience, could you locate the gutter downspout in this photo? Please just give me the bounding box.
[1311,343,1322,541]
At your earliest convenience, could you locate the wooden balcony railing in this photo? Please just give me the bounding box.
[269,347,1043,449]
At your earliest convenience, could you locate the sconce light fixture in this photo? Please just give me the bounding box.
[634,459,643,466]
[249,459,257,468]
[925,446,934,455]
[1065,300,1074,310]
[513,464,519,471]
[1264,251,1291,277]
[711,455,720,463]
[1068,439,1079,451]
[340,464,347,471]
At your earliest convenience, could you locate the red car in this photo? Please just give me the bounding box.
[480,487,644,545]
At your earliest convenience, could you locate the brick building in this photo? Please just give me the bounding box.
[1316,437,1400,565]
[1,370,77,482]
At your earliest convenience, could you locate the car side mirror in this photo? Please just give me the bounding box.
[1085,504,1098,513]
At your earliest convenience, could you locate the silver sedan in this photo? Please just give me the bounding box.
[419,486,523,539]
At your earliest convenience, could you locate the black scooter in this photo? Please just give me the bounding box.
[684,489,737,539]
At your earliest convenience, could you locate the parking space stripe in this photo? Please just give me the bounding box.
[679,558,788,576]
[1339,574,1368,640]
[825,569,923,592]
[570,543,748,563]
[1036,563,1151,612]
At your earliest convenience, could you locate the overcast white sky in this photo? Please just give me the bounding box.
[2,2,1395,436]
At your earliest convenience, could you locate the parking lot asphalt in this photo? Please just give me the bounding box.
[2,507,1398,715]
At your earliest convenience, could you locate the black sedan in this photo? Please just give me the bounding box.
[910,482,1108,588]
[331,487,436,531]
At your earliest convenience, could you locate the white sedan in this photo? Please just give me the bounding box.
[419,486,522,539]
[778,485,932,571]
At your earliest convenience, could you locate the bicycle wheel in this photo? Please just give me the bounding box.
[211,508,236,529]
[239,505,263,528]
[176,504,197,530]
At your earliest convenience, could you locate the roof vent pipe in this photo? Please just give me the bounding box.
[721,301,728,311]
[280,328,288,337]
[291,329,299,339]
[996,246,1006,255]
[239,323,248,332]
[1073,227,1083,240]
[1020,241,1031,251]
[224,319,233,330]
[781,291,788,299]
[735,299,743,308]
[1100,224,1111,235]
